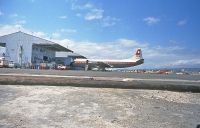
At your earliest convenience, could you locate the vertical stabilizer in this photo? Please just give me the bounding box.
[134,48,143,60]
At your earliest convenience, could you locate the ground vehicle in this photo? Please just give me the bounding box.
[8,61,14,68]
[57,64,69,70]
[0,57,9,68]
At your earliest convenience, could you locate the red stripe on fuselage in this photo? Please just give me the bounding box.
[74,61,86,64]
[74,61,135,65]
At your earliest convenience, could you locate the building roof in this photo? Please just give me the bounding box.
[56,51,86,58]
[33,43,73,52]
[0,31,73,52]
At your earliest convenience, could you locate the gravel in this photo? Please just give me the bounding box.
[0,85,200,128]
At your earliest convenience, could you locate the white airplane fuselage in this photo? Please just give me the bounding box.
[73,48,144,70]
[73,58,144,69]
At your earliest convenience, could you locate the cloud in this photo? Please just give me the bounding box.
[0,24,22,36]
[173,59,200,65]
[60,28,77,33]
[71,2,94,10]
[10,13,18,17]
[72,2,104,21]
[53,38,149,60]
[71,2,104,21]
[9,13,27,26]
[143,17,160,25]
[72,1,104,21]
[0,24,46,38]
[83,3,93,9]
[56,39,127,59]
[115,39,146,48]
[33,31,46,38]
[177,20,187,26]
[0,10,4,16]
[59,15,67,19]
[50,28,77,39]
[56,38,177,60]
[15,20,26,25]
[69,1,119,26]
[84,9,104,20]
[52,32,61,39]
[101,16,120,27]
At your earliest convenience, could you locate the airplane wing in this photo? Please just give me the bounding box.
[89,61,113,71]
[96,62,112,68]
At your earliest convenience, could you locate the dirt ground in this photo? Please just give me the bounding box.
[0,85,200,128]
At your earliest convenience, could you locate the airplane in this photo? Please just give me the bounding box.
[73,48,144,71]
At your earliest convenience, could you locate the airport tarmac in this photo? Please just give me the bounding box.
[0,68,200,92]
[0,68,200,81]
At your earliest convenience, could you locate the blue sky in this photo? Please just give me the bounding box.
[0,0,200,68]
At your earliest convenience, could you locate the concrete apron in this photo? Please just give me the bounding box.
[0,74,200,93]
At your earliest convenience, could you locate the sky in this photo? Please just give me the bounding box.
[0,0,200,68]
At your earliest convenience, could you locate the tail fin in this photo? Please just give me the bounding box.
[134,48,143,60]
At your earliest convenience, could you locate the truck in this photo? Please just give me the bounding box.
[0,57,9,68]
[57,64,69,70]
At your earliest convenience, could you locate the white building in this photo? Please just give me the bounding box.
[0,31,73,67]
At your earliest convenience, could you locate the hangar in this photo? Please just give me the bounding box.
[0,31,84,68]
